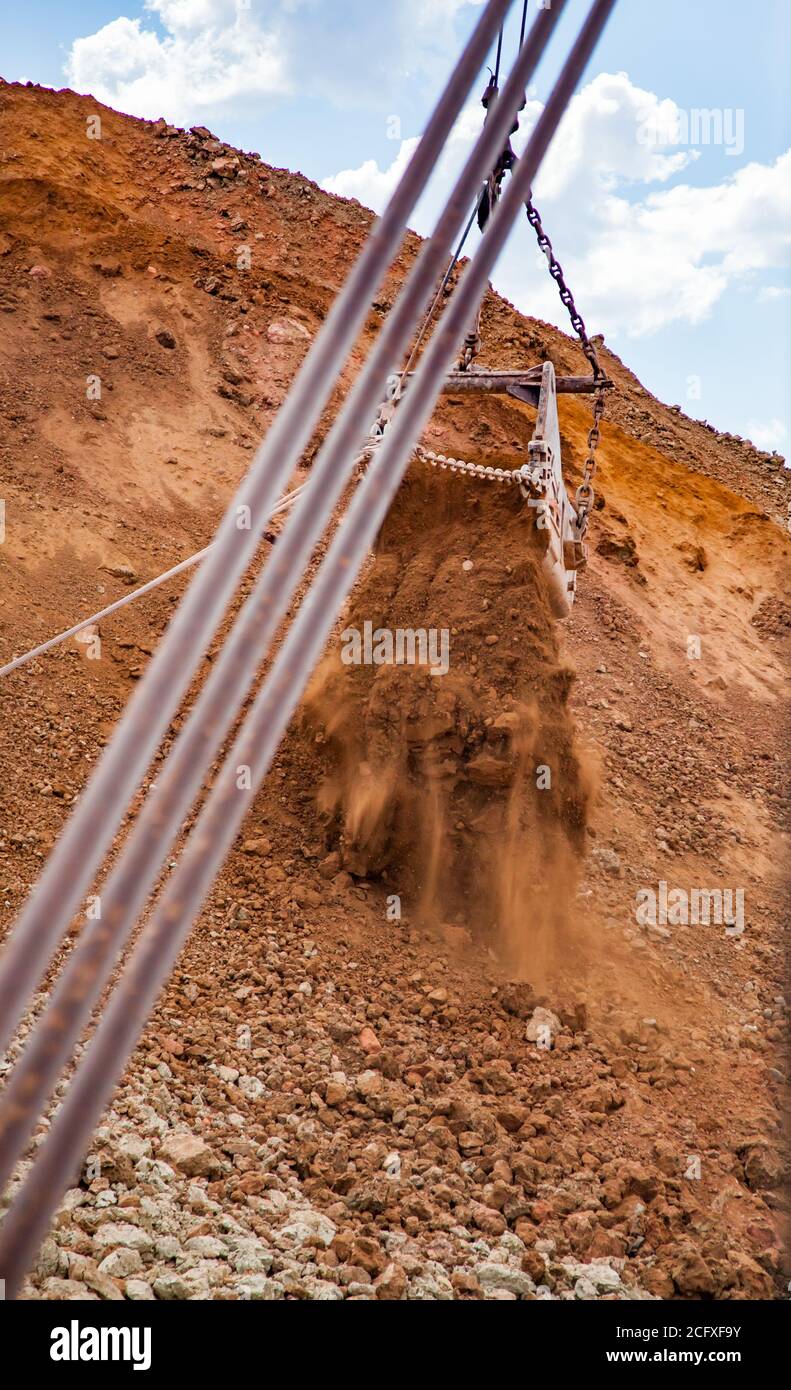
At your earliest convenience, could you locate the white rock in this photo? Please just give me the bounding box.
[237,1275,286,1300]
[574,1276,599,1300]
[136,1157,177,1188]
[563,1260,622,1292]
[214,1065,240,1082]
[125,1278,155,1301]
[526,1006,561,1045]
[237,1074,266,1101]
[117,1134,152,1163]
[278,1209,336,1249]
[92,1223,155,1254]
[266,318,310,345]
[152,1270,208,1300]
[185,1235,228,1259]
[407,1270,454,1300]
[230,1242,274,1274]
[98,1248,143,1278]
[383,1151,401,1180]
[153,1235,183,1261]
[35,1237,62,1278]
[476,1263,535,1297]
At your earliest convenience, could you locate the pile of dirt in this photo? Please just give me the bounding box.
[304,467,595,982]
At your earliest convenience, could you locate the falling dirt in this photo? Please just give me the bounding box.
[304,467,597,985]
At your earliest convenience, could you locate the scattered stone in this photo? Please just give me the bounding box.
[158,1132,222,1178]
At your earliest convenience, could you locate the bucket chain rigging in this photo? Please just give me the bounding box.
[372,2,609,532]
[522,194,606,532]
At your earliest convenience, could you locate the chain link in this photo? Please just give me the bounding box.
[523,194,607,531]
[414,444,522,485]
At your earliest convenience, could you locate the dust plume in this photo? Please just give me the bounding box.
[302,465,596,985]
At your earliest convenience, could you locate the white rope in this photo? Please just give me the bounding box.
[0,483,307,679]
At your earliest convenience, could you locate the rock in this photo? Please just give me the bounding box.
[562,1260,622,1294]
[41,1277,99,1300]
[356,1069,383,1099]
[153,1271,207,1300]
[496,1103,530,1133]
[92,259,123,278]
[592,846,623,877]
[155,327,177,349]
[279,1209,337,1249]
[476,1262,534,1297]
[230,1243,274,1275]
[521,1249,547,1284]
[242,836,272,856]
[574,1275,600,1300]
[499,982,536,1019]
[471,1204,507,1238]
[374,1262,407,1300]
[358,1026,381,1055]
[237,1276,285,1300]
[526,1006,561,1046]
[36,1236,63,1278]
[97,1248,143,1278]
[739,1141,784,1191]
[125,1279,155,1301]
[326,1077,349,1106]
[466,753,512,787]
[670,1245,719,1298]
[211,156,240,177]
[266,318,311,344]
[92,1223,155,1254]
[643,1266,674,1299]
[101,562,137,584]
[158,1132,222,1177]
[185,1235,227,1258]
[407,1268,454,1300]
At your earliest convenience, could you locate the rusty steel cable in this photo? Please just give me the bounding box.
[0,0,566,1205]
[0,0,617,1297]
[0,0,514,1063]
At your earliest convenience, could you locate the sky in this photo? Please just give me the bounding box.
[1,0,789,453]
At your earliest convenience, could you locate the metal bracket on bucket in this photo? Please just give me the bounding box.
[517,361,587,619]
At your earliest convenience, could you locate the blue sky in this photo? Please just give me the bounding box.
[2,0,789,453]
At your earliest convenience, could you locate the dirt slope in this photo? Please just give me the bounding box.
[0,79,788,1303]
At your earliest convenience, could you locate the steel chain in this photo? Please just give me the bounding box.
[414,444,522,485]
[523,194,607,531]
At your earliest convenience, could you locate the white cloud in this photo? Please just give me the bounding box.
[324,137,422,208]
[65,6,287,122]
[757,285,791,302]
[745,417,787,450]
[322,72,791,341]
[64,0,487,124]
